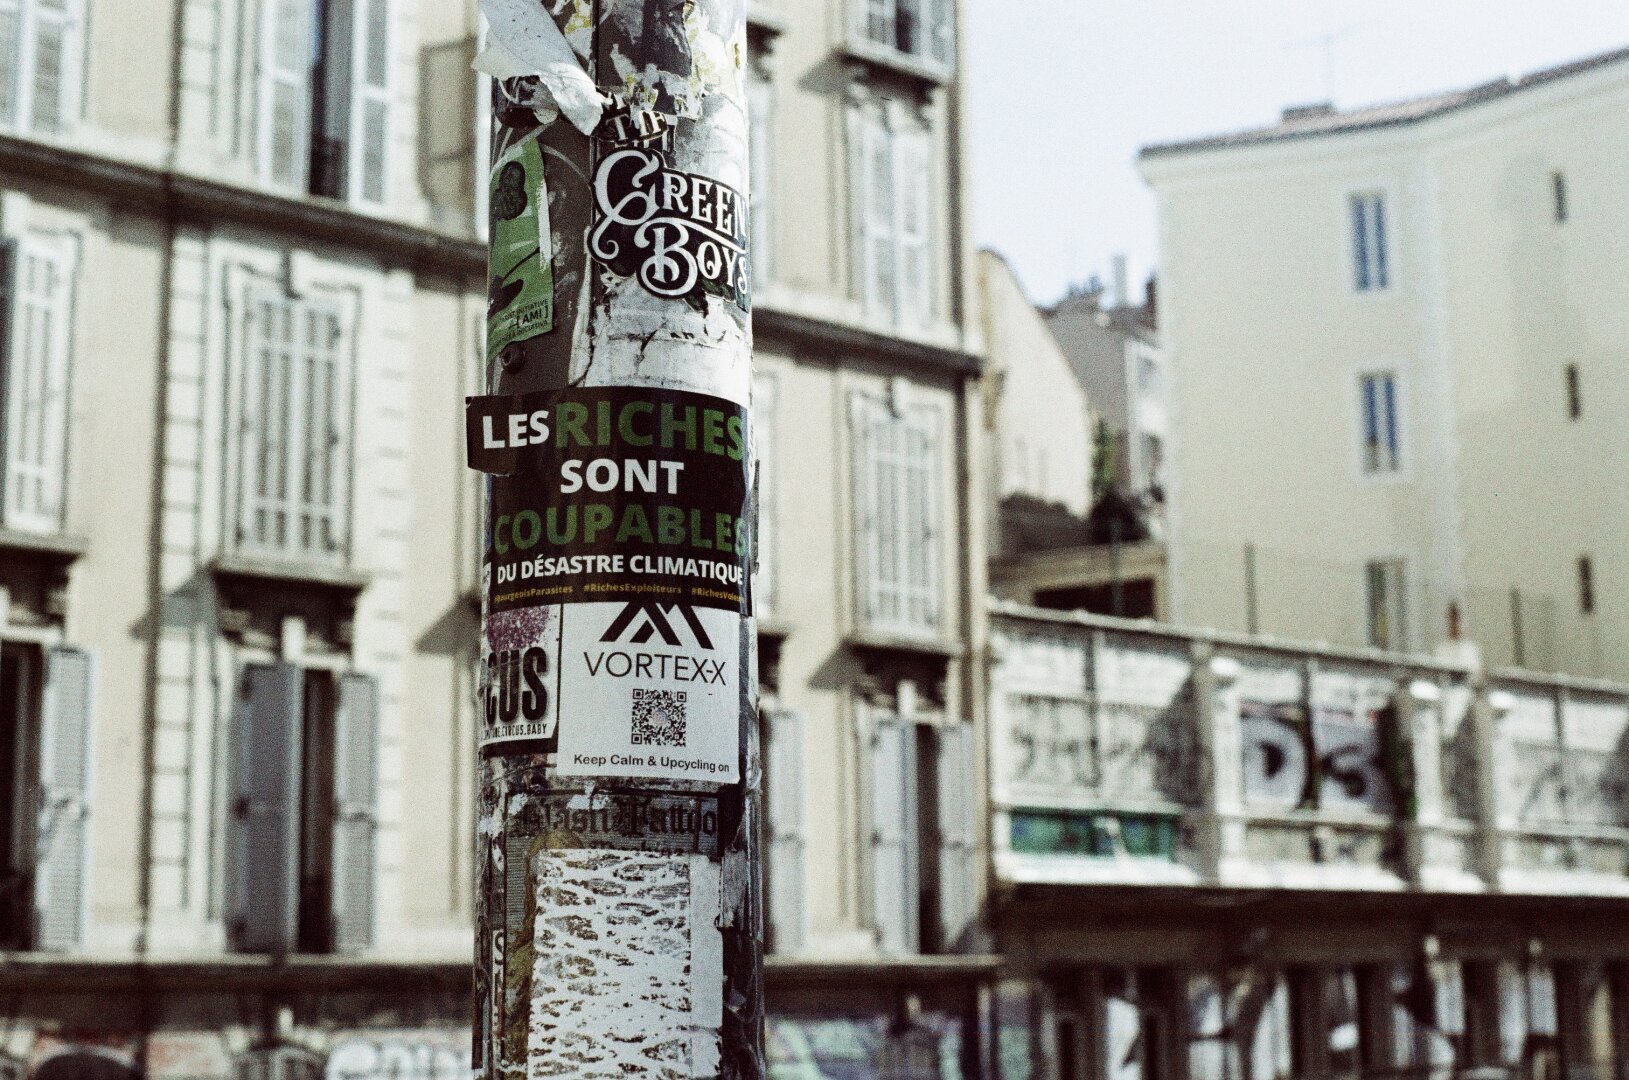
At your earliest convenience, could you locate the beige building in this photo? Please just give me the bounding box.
[1139,47,1629,678]
[978,250,1167,621]
[0,0,994,1076]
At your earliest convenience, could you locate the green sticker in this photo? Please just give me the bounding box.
[487,133,554,364]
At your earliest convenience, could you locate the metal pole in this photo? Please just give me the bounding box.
[1244,542,1259,635]
[467,2,761,1076]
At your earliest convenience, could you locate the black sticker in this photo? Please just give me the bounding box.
[469,386,752,615]
[588,145,750,310]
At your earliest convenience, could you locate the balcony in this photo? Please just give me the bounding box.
[989,604,1629,899]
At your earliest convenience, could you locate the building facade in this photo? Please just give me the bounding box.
[1139,48,1629,677]
[0,0,993,1077]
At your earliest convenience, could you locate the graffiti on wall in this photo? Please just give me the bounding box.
[1239,670,1401,816]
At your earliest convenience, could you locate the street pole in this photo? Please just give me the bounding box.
[466,1,762,1076]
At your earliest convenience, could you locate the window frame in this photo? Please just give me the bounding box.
[849,388,944,640]
[229,283,357,566]
[853,0,953,69]
[1364,556,1409,652]
[0,0,83,137]
[255,0,393,208]
[851,104,935,332]
[1349,191,1391,293]
[1356,369,1403,478]
[1,230,78,535]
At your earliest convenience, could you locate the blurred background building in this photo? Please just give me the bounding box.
[1140,48,1629,680]
[1,0,1628,1078]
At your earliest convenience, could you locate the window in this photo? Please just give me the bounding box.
[747,66,773,289]
[1350,193,1389,291]
[1,234,75,533]
[226,664,378,954]
[1552,171,1568,223]
[1358,371,1400,474]
[762,707,805,954]
[0,644,94,952]
[258,0,392,205]
[1579,555,1595,615]
[859,0,952,65]
[854,110,932,330]
[867,702,977,955]
[1365,559,1407,650]
[1565,364,1581,420]
[234,288,353,563]
[0,0,79,135]
[851,391,942,637]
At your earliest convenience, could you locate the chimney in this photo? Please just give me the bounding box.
[1143,274,1158,329]
[1111,254,1129,309]
[1281,102,1336,123]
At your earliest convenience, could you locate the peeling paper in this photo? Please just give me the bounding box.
[478,0,605,135]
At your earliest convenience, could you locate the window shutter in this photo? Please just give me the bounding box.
[0,0,20,127]
[349,0,391,205]
[763,708,805,954]
[4,236,71,533]
[869,711,918,953]
[904,407,941,633]
[935,722,978,950]
[859,115,896,321]
[849,394,881,627]
[227,662,303,953]
[926,0,952,64]
[261,0,313,190]
[27,0,71,134]
[895,130,931,328]
[34,645,93,951]
[747,70,773,289]
[330,672,379,953]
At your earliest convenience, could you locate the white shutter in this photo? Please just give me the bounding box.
[869,711,918,953]
[763,708,805,954]
[857,114,896,322]
[747,69,773,289]
[239,290,350,561]
[862,0,893,48]
[751,372,777,621]
[349,0,391,205]
[850,393,881,628]
[260,0,313,190]
[926,0,952,64]
[895,130,932,329]
[227,662,303,953]
[330,672,379,953]
[3,235,72,534]
[901,406,941,633]
[935,722,978,950]
[34,645,93,951]
[27,0,71,133]
[0,0,20,128]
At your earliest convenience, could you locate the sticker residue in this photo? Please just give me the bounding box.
[529,850,723,1079]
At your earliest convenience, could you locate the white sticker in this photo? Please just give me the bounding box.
[554,601,741,782]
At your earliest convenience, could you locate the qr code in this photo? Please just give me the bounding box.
[631,688,687,747]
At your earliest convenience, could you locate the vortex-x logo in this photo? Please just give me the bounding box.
[589,146,750,310]
[600,601,715,651]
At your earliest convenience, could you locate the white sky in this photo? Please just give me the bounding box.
[966,1,1629,306]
